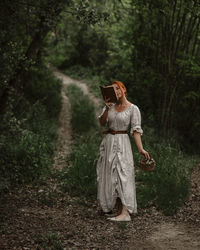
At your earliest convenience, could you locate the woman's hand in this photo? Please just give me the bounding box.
[133,132,150,160]
[105,97,112,110]
[99,98,111,126]
[139,149,150,160]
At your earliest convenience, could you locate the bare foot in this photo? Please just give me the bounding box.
[107,213,131,222]
[115,212,130,219]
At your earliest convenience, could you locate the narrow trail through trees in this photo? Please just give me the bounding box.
[52,69,200,250]
[53,68,102,170]
[0,70,199,249]
[53,76,72,170]
[54,69,102,115]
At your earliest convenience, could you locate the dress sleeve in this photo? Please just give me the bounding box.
[130,105,143,136]
[97,106,108,127]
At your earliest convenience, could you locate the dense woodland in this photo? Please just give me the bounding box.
[49,0,200,150]
[0,0,199,213]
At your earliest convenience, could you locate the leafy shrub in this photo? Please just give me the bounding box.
[34,231,63,250]
[59,131,101,199]
[66,84,97,133]
[63,65,105,97]
[62,83,195,215]
[63,65,94,80]
[0,65,62,195]
[57,84,100,199]
[23,65,62,119]
[134,127,195,215]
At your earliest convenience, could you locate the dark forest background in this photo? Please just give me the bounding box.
[48,0,200,151]
[0,0,199,212]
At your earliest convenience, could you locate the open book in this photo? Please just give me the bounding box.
[99,85,118,103]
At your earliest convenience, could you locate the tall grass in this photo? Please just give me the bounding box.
[59,85,197,215]
[58,85,100,199]
[133,127,196,215]
[63,65,104,98]
[0,64,62,195]
[66,84,97,133]
[59,131,101,199]
[34,231,63,250]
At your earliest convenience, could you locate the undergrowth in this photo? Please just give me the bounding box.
[59,130,101,199]
[132,128,195,215]
[58,83,197,216]
[0,64,62,196]
[66,84,97,133]
[34,231,63,250]
[57,85,100,199]
[63,65,104,98]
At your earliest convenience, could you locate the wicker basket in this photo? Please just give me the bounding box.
[140,158,155,172]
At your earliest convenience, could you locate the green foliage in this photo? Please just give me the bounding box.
[0,65,62,195]
[0,0,106,112]
[134,127,196,215]
[66,84,97,133]
[35,189,59,207]
[34,232,63,250]
[64,65,96,80]
[0,0,65,196]
[59,131,101,199]
[23,65,62,119]
[59,80,195,214]
[118,221,127,232]
[57,84,100,199]
[46,0,199,214]
[47,0,200,153]
[46,11,109,72]
[0,0,112,198]
[63,65,104,97]
[0,0,67,92]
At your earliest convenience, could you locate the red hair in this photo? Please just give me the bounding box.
[111,81,127,96]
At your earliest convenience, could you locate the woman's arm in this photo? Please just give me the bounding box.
[98,100,112,126]
[133,132,150,159]
[99,107,109,126]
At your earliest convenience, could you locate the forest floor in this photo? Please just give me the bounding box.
[0,70,200,250]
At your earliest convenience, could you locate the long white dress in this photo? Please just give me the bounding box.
[96,103,143,214]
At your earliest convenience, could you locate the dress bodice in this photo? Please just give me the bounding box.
[98,103,143,135]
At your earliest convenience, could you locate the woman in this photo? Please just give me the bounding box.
[97,81,150,222]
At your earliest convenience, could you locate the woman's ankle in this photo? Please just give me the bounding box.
[121,206,129,216]
[117,212,130,218]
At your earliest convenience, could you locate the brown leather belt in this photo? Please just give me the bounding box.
[103,129,127,135]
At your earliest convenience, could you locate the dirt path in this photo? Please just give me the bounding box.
[0,70,199,249]
[53,68,102,170]
[144,222,200,250]
[130,162,200,250]
[52,76,72,170]
[54,69,102,116]
[53,70,200,250]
